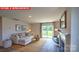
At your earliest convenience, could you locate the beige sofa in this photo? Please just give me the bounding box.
[10,32,34,45]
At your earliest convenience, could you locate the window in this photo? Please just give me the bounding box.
[41,23,54,38]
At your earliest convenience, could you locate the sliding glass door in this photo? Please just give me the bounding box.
[41,23,54,38]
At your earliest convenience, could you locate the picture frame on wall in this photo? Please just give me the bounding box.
[60,11,67,29]
[15,24,21,31]
[15,24,26,31]
[21,25,26,31]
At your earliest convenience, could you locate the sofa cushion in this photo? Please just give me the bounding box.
[11,32,33,45]
[21,32,26,37]
[18,33,22,38]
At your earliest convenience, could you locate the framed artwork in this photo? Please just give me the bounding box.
[15,24,21,31]
[21,25,26,31]
[60,11,67,29]
[15,24,26,31]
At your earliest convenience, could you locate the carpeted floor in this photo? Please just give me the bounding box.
[0,46,16,52]
[12,38,60,52]
[0,38,60,52]
[12,38,47,52]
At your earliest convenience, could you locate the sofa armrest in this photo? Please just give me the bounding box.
[0,40,3,46]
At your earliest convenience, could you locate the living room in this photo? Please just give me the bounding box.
[0,0,79,59]
[0,7,71,52]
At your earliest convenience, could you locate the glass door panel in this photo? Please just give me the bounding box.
[41,23,54,38]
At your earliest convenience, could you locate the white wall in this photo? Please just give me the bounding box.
[65,8,71,34]
[31,23,41,37]
[71,8,79,52]
[2,17,29,40]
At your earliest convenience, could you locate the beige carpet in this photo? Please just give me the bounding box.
[12,38,47,52]
[0,38,60,52]
[0,46,16,52]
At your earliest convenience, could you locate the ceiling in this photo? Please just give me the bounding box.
[0,7,66,23]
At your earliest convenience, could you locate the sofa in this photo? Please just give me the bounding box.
[10,32,34,45]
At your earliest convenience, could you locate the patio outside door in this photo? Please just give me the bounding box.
[41,23,54,38]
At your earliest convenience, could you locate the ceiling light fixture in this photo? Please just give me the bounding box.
[28,15,32,18]
[13,18,20,21]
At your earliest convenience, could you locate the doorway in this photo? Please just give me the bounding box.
[41,23,54,38]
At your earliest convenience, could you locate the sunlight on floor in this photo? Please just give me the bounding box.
[12,38,60,52]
